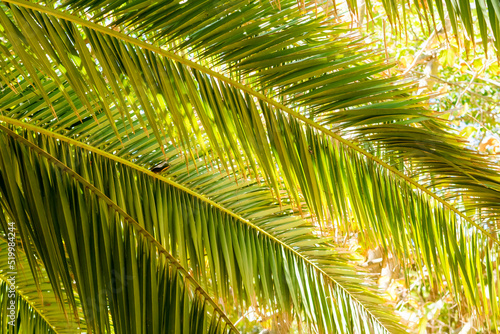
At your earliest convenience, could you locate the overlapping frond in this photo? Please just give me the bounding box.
[3,0,500,231]
[0,234,85,333]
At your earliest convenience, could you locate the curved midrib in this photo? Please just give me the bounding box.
[0,271,60,333]
[0,124,240,333]
[0,118,392,332]
[3,0,495,247]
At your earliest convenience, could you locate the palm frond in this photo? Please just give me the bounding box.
[0,124,404,333]
[2,0,499,230]
[0,126,240,334]
[59,0,500,224]
[6,0,500,231]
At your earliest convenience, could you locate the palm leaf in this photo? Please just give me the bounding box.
[0,127,241,334]
[5,0,500,230]
[60,0,500,224]
[1,93,499,330]
[0,124,404,333]
[1,0,498,230]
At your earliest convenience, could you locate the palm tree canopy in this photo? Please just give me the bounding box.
[0,0,499,332]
